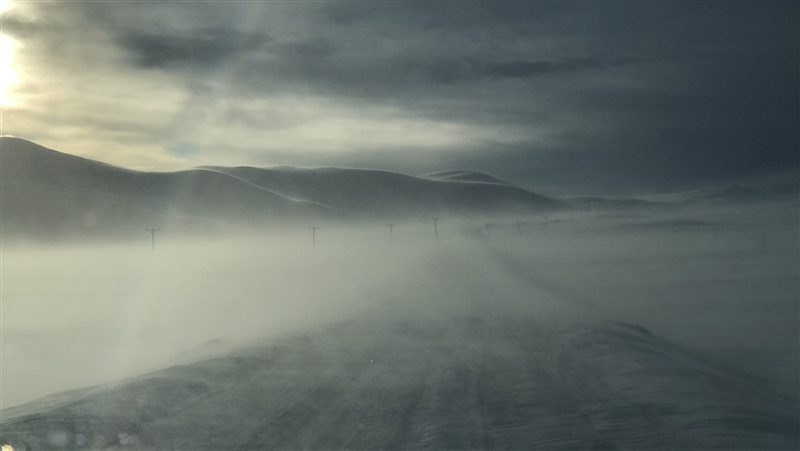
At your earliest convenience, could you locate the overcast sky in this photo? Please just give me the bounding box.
[2,1,798,196]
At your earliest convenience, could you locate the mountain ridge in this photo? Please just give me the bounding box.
[202,164,562,217]
[0,138,565,241]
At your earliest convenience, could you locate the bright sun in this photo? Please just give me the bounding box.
[0,0,11,14]
[0,33,16,107]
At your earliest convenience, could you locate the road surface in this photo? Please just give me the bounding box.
[1,245,797,449]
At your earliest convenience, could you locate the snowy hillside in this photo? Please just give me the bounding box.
[202,166,563,217]
[0,138,330,239]
[0,138,564,241]
[423,170,515,186]
[658,185,778,205]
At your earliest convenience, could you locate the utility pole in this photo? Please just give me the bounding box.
[310,226,319,247]
[485,222,491,241]
[386,223,394,244]
[433,217,439,240]
[145,228,160,255]
[515,219,522,237]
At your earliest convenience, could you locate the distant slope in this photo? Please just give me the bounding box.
[203,166,564,217]
[663,185,777,206]
[423,170,514,186]
[1,138,564,240]
[562,185,781,212]
[0,138,329,240]
[564,196,673,212]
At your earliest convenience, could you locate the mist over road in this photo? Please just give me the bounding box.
[2,226,797,449]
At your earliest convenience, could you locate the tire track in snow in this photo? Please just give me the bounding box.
[1,246,797,449]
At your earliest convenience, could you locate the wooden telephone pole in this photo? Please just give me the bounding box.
[310,226,319,247]
[146,228,160,254]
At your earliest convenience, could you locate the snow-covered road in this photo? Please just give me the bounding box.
[2,242,797,449]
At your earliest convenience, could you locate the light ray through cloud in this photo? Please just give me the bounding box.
[0,33,17,107]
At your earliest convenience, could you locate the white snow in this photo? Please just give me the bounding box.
[0,200,797,447]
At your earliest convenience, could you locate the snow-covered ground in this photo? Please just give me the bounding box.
[1,201,797,447]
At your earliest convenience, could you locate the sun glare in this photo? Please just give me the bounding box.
[0,33,17,107]
[0,0,11,14]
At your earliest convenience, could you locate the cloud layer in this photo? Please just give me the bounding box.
[3,2,798,195]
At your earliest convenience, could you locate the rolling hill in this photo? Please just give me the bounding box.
[564,196,673,212]
[658,185,778,206]
[0,137,565,241]
[563,184,783,213]
[0,138,330,240]
[423,170,515,186]
[202,165,564,218]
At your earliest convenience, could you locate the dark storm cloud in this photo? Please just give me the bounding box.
[474,57,643,80]
[120,29,271,68]
[111,24,632,88]
[228,54,641,95]
[15,1,799,195]
[477,58,603,79]
[350,56,642,86]
[273,37,337,59]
